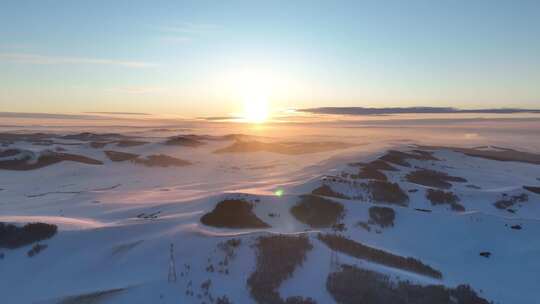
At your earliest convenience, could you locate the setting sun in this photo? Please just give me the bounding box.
[229,68,273,123]
[242,95,269,123]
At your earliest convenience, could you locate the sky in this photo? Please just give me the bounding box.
[0,0,539,118]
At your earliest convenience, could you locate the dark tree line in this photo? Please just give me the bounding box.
[0,222,57,249]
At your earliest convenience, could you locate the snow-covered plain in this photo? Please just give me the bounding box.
[1,113,540,304]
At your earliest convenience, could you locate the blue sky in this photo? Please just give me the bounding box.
[1,0,539,116]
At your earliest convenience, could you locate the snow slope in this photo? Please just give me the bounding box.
[1,119,540,304]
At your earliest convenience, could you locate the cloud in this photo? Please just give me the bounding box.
[299,107,540,115]
[0,53,158,68]
[0,111,106,120]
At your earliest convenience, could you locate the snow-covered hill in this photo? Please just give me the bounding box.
[1,127,540,304]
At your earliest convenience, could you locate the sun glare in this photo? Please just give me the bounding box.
[243,95,269,123]
[222,67,277,123]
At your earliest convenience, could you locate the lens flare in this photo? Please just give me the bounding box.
[274,189,284,197]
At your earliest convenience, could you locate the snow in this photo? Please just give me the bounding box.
[1,116,540,303]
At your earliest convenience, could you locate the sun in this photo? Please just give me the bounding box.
[224,67,276,123]
[242,95,269,123]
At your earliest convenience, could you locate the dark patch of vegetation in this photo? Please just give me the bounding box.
[0,149,20,157]
[216,238,242,274]
[355,166,387,181]
[367,160,399,171]
[350,160,399,172]
[510,224,522,230]
[104,150,139,162]
[367,181,409,206]
[136,211,160,219]
[479,252,491,258]
[326,264,489,304]
[115,140,147,147]
[494,193,528,210]
[510,194,524,204]
[110,240,144,256]
[59,288,125,304]
[318,234,442,279]
[89,141,109,148]
[369,206,395,228]
[332,223,346,232]
[165,135,205,147]
[523,186,540,194]
[216,295,233,304]
[452,203,465,212]
[284,296,317,304]
[356,222,371,232]
[322,175,352,184]
[247,235,314,304]
[426,189,465,211]
[311,185,349,199]
[411,149,437,158]
[27,243,47,257]
[93,140,145,148]
[494,200,513,209]
[222,238,241,248]
[0,133,58,146]
[378,150,438,167]
[0,152,103,170]
[405,169,467,189]
[60,132,126,142]
[200,279,212,298]
[0,222,57,249]
[353,158,402,181]
[131,154,191,167]
[291,195,345,228]
[201,199,270,228]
